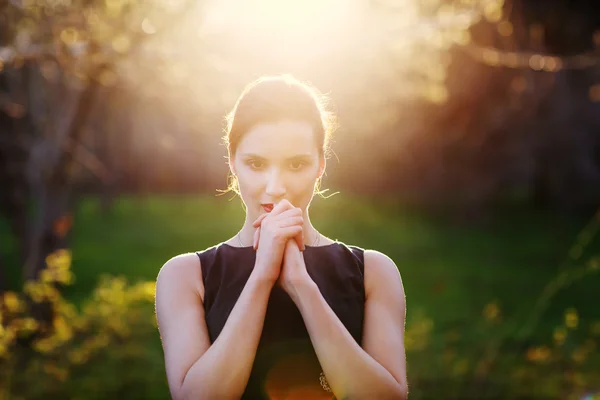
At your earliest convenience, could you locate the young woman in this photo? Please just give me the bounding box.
[155,75,408,399]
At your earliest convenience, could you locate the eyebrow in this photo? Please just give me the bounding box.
[240,153,314,161]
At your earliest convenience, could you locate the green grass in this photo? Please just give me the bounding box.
[4,194,599,336]
[2,194,600,391]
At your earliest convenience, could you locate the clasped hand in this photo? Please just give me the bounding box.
[251,200,313,293]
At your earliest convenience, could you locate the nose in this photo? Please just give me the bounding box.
[265,169,286,199]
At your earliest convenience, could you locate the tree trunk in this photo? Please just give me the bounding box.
[23,67,101,283]
[0,250,6,294]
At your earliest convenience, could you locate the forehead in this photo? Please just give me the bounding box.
[237,120,319,158]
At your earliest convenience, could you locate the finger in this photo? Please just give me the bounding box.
[253,227,260,250]
[253,213,268,228]
[278,216,303,228]
[270,199,294,216]
[279,225,303,239]
[253,203,295,227]
[272,208,302,221]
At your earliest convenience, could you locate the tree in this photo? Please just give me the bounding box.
[0,0,199,296]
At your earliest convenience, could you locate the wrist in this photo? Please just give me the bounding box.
[285,275,317,303]
[248,268,278,287]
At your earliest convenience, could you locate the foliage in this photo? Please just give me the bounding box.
[405,302,600,399]
[402,207,600,398]
[2,196,600,398]
[0,249,165,400]
[1,0,599,395]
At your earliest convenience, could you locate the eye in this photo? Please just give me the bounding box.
[290,160,307,171]
[247,159,264,170]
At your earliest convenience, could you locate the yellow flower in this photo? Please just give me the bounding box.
[404,313,433,352]
[46,249,72,271]
[483,302,500,321]
[553,327,567,346]
[24,281,55,303]
[452,359,469,375]
[24,281,40,298]
[95,333,110,348]
[23,317,38,330]
[34,337,57,353]
[97,303,112,317]
[68,349,89,365]
[53,316,73,341]
[0,328,15,357]
[3,326,16,343]
[40,251,74,285]
[9,317,39,337]
[3,292,23,313]
[590,321,600,336]
[71,316,89,331]
[43,362,69,382]
[40,269,55,283]
[526,346,551,363]
[571,347,588,364]
[0,324,5,346]
[130,281,156,302]
[564,308,579,329]
[109,276,127,292]
[56,301,78,320]
[60,270,75,285]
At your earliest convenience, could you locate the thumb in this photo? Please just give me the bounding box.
[295,232,305,251]
[253,227,260,250]
[253,213,268,228]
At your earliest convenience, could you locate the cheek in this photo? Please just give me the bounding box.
[290,172,319,198]
[236,171,263,195]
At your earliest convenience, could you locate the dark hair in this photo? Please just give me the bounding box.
[222,74,337,195]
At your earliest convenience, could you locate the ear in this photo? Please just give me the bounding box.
[318,156,326,179]
[229,152,237,176]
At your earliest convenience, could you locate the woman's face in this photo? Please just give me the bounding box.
[232,119,324,218]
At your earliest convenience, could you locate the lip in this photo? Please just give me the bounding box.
[261,203,274,213]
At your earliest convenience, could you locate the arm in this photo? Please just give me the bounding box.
[287,249,408,399]
[155,253,274,400]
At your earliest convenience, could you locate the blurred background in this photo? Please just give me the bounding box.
[1,0,600,398]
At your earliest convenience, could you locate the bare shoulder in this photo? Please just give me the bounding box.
[155,252,210,399]
[156,252,204,301]
[362,249,408,396]
[363,250,404,298]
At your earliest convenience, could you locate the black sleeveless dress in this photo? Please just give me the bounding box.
[196,242,366,399]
